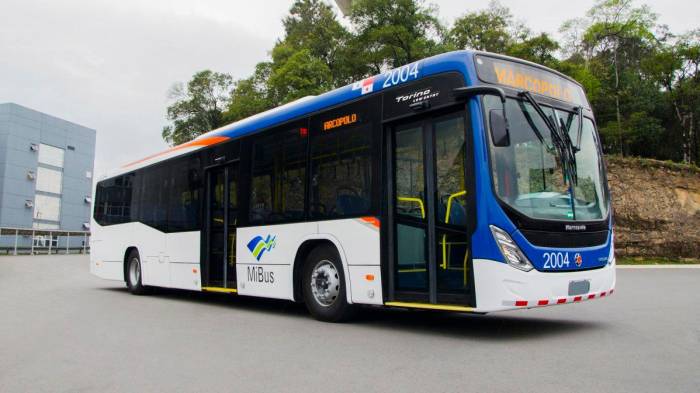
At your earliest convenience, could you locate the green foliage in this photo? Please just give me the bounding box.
[162,70,233,146]
[507,33,560,68]
[448,1,512,53]
[224,62,274,124]
[349,0,445,71]
[268,49,333,103]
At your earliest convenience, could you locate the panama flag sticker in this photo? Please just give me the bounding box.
[352,77,375,95]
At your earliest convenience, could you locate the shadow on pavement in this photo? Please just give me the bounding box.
[98,286,605,340]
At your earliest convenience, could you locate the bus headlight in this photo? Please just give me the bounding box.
[490,225,534,272]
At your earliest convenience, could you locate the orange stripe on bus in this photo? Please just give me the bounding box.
[360,217,380,228]
[122,136,230,168]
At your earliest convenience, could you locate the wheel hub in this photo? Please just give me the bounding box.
[310,260,340,307]
[129,257,140,285]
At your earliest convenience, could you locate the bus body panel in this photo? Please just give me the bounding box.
[235,219,382,305]
[90,222,201,290]
[236,222,318,300]
[472,258,616,312]
[318,218,382,305]
[166,231,201,290]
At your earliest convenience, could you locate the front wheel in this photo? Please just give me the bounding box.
[126,250,149,295]
[302,245,356,322]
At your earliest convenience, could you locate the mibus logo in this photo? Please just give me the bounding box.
[246,235,276,261]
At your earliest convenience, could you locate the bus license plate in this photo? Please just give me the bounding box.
[568,280,590,296]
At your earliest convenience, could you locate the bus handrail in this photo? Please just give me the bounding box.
[397,197,425,219]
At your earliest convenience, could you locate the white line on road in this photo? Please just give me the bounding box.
[617,265,700,269]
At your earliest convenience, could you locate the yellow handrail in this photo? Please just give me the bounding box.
[441,190,467,270]
[444,190,467,223]
[397,196,425,219]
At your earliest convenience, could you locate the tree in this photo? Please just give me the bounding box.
[275,0,358,85]
[268,48,334,104]
[224,62,275,124]
[507,33,560,67]
[448,1,512,53]
[162,70,233,146]
[581,0,658,155]
[349,0,445,72]
[643,31,700,163]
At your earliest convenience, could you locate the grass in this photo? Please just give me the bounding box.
[617,256,700,265]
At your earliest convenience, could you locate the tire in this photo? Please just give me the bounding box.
[125,249,149,295]
[302,245,356,322]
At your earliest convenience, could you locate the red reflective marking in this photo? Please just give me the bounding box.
[515,300,528,307]
[573,296,582,302]
[557,298,567,304]
[600,292,606,297]
[538,300,549,306]
[588,294,596,299]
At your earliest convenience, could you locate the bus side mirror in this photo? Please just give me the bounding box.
[489,109,510,147]
[453,86,510,146]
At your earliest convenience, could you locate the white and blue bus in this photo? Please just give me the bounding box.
[91,51,615,322]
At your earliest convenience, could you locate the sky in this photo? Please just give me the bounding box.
[1,0,698,178]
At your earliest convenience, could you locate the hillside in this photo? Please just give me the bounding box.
[607,156,700,259]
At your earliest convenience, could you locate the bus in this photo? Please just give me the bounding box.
[91,51,615,322]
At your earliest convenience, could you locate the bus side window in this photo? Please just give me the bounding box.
[249,126,307,225]
[139,165,169,231]
[167,156,202,232]
[310,119,373,219]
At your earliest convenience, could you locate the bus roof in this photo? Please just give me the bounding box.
[111,50,581,178]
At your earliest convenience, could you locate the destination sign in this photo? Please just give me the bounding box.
[475,55,589,107]
[323,113,358,131]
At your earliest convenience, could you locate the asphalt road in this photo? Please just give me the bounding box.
[0,255,698,393]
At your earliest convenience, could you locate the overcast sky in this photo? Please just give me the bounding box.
[1,0,698,178]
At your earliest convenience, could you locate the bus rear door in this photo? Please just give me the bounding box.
[203,162,238,290]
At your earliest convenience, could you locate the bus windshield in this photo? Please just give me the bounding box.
[484,95,609,221]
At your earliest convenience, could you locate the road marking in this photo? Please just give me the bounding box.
[617,265,700,269]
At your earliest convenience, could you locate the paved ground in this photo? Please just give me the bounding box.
[0,255,698,393]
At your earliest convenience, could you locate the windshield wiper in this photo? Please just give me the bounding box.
[518,91,578,186]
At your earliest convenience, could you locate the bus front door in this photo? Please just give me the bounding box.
[388,110,474,306]
[204,162,238,290]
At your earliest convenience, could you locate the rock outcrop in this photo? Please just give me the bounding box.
[607,156,700,258]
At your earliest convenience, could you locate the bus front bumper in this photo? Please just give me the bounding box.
[472,258,616,313]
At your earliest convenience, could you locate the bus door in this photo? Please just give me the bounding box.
[204,162,238,289]
[388,109,474,306]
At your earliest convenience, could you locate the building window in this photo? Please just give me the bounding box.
[38,144,65,168]
[36,167,63,194]
[33,194,61,222]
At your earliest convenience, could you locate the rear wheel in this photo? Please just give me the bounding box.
[126,250,148,295]
[302,245,356,322]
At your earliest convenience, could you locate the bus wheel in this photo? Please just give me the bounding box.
[126,250,148,295]
[302,245,356,322]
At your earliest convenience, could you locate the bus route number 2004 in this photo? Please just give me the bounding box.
[382,62,421,89]
[542,252,571,269]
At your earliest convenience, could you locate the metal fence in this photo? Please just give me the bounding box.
[0,227,90,255]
